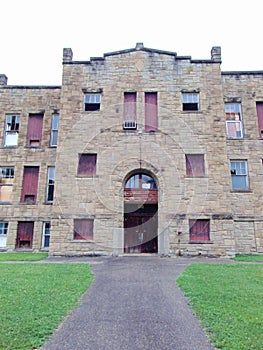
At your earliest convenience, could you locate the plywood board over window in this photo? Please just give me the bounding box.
[74,219,94,240]
[78,154,97,175]
[21,167,39,204]
[185,154,205,176]
[145,92,158,131]
[26,113,44,147]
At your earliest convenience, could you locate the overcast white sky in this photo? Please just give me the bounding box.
[1,0,262,85]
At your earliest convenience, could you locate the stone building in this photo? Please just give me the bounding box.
[1,43,263,257]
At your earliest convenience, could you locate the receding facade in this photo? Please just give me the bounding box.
[1,43,263,257]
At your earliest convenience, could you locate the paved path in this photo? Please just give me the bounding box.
[41,256,216,350]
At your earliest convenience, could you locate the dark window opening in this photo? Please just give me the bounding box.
[84,94,101,111]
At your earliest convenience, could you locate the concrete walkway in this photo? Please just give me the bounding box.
[41,256,217,350]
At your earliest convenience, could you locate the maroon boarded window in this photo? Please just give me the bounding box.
[74,219,94,240]
[186,154,205,176]
[145,92,158,131]
[16,221,34,248]
[78,154,97,175]
[26,114,44,147]
[21,167,39,204]
[189,219,210,241]
[124,92,136,122]
[256,102,263,138]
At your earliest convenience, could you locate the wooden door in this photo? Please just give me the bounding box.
[16,222,34,249]
[124,205,158,253]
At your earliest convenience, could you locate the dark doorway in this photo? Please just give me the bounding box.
[124,203,158,253]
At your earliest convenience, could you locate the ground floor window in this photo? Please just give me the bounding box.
[189,219,210,241]
[42,222,50,248]
[0,222,8,247]
[73,219,94,240]
[16,221,34,249]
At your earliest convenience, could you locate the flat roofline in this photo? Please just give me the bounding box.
[222,71,263,75]
[1,85,61,89]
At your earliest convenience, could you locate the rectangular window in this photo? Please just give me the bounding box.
[74,219,94,240]
[256,102,263,138]
[4,114,20,146]
[145,92,158,131]
[225,103,243,138]
[21,166,39,204]
[78,154,97,175]
[230,160,249,190]
[46,167,55,203]
[26,113,44,147]
[42,222,50,248]
[0,222,8,248]
[50,114,59,146]
[185,155,205,176]
[189,219,210,241]
[84,94,101,111]
[123,92,137,129]
[16,221,34,249]
[0,167,14,202]
[182,93,200,111]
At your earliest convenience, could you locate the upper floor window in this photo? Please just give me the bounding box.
[4,114,20,147]
[0,167,14,202]
[256,102,263,138]
[50,114,59,147]
[123,92,137,129]
[46,167,55,203]
[145,92,158,131]
[26,113,44,147]
[182,93,200,111]
[84,94,101,111]
[78,154,97,175]
[230,160,249,190]
[185,154,205,176]
[225,103,243,138]
[125,173,157,190]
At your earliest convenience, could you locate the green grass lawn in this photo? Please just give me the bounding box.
[177,264,263,350]
[0,263,93,350]
[232,254,263,262]
[0,252,48,261]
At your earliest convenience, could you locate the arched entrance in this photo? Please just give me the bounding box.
[124,173,158,253]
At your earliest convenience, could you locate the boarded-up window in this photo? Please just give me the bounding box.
[0,167,14,202]
[145,92,158,131]
[189,219,210,241]
[21,167,39,204]
[256,102,263,138]
[16,221,34,248]
[124,92,136,122]
[186,154,205,176]
[74,219,94,240]
[26,114,44,147]
[78,154,97,175]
